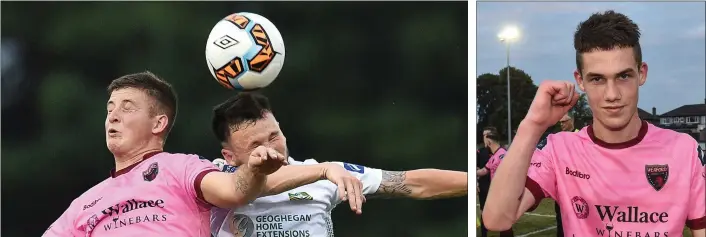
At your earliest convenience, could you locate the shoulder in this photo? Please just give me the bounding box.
[643,124,702,149]
[287,157,320,165]
[662,130,704,163]
[494,148,507,159]
[155,152,206,161]
[154,152,213,166]
[643,124,687,143]
[639,125,703,163]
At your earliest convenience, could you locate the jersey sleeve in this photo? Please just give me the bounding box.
[525,134,558,211]
[182,155,220,207]
[686,142,706,230]
[330,162,383,198]
[42,204,78,237]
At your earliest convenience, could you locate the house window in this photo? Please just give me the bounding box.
[660,118,667,124]
[678,117,685,123]
[702,116,705,124]
[687,116,697,123]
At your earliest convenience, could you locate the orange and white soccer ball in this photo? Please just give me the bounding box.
[205,12,285,90]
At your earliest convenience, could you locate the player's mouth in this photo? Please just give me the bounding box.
[603,106,624,114]
[108,129,120,137]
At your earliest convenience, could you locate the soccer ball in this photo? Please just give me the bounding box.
[205,12,285,90]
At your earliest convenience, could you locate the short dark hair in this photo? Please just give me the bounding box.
[107,71,178,139]
[212,92,272,143]
[483,127,500,142]
[574,10,642,74]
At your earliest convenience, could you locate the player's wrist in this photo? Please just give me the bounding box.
[318,163,334,180]
[518,120,548,138]
[240,164,268,178]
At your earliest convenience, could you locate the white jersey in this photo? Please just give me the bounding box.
[211,157,383,237]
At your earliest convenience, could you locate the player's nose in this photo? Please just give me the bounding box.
[107,112,121,123]
[603,81,622,102]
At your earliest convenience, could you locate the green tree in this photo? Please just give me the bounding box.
[570,93,592,128]
[476,66,538,144]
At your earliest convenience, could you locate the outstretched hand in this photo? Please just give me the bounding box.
[322,163,365,215]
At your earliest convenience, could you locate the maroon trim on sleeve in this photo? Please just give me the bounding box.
[194,169,218,208]
[686,216,706,230]
[525,177,546,212]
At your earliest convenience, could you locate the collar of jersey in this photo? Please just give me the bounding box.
[110,151,162,178]
[587,120,648,149]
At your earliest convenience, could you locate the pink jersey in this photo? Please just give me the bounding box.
[43,152,219,237]
[526,121,706,236]
[485,147,507,178]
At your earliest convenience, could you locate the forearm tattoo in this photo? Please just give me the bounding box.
[371,171,412,198]
[233,169,250,194]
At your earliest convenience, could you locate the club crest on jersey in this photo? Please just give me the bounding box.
[343,163,365,174]
[288,192,313,201]
[698,146,705,167]
[143,162,159,182]
[645,164,669,191]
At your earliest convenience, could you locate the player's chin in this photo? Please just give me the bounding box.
[598,115,633,131]
[106,140,124,153]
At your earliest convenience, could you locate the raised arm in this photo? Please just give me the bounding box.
[483,122,547,231]
[368,169,468,199]
[265,162,366,214]
[260,163,328,196]
[483,81,575,231]
[212,158,366,214]
[200,146,286,208]
[262,162,361,198]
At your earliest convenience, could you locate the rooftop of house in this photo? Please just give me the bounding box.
[661,103,706,117]
[637,108,658,120]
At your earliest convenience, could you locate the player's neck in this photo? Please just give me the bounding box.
[232,159,245,167]
[489,143,501,153]
[114,145,163,171]
[591,115,642,144]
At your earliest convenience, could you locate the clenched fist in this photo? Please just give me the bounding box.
[524,80,580,129]
[248,146,288,175]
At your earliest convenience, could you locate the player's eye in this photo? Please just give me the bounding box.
[250,141,262,150]
[589,77,603,83]
[121,105,135,112]
[618,73,630,80]
[269,132,279,141]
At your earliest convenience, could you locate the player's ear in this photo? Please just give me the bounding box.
[152,114,169,135]
[573,69,585,92]
[221,148,236,165]
[638,62,648,86]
